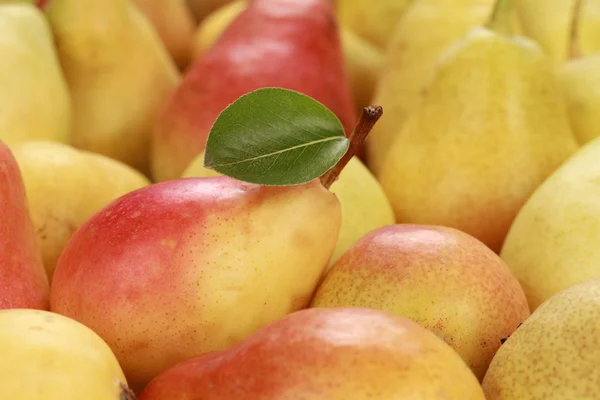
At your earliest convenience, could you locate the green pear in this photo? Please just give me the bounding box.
[378,0,579,253]
[42,0,180,175]
[365,0,497,175]
[183,152,395,266]
[500,136,600,311]
[482,277,600,399]
[0,3,71,146]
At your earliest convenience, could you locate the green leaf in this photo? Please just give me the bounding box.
[203,87,349,186]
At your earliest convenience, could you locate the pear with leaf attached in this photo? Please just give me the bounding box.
[151,0,356,182]
[378,0,579,253]
[50,88,381,391]
[41,0,180,175]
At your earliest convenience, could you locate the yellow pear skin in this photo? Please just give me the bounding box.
[43,0,180,175]
[500,136,600,311]
[183,153,395,267]
[10,141,150,281]
[0,4,71,146]
[311,224,530,380]
[557,53,600,145]
[379,26,579,253]
[131,0,195,69]
[482,277,600,399]
[514,0,600,64]
[365,0,496,175]
[335,0,414,50]
[190,0,385,119]
[0,309,132,399]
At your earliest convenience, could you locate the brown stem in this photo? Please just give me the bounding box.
[320,105,383,189]
[568,0,584,59]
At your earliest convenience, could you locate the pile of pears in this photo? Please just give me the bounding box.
[1,0,600,399]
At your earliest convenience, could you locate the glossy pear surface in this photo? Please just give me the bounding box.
[152,0,356,181]
[10,141,150,281]
[50,176,341,390]
[0,140,49,310]
[311,224,530,379]
[379,26,579,252]
[139,307,486,400]
[501,136,600,310]
[482,277,600,399]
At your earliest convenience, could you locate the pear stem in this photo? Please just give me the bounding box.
[486,0,514,36]
[568,0,584,59]
[320,105,383,189]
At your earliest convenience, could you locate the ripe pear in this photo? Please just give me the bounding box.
[190,0,384,120]
[482,277,600,399]
[151,0,356,182]
[513,0,600,64]
[500,136,600,311]
[0,309,134,399]
[0,140,50,311]
[183,152,395,266]
[50,176,341,390]
[557,54,600,146]
[139,307,486,400]
[131,0,195,69]
[10,141,150,281]
[378,5,579,253]
[0,3,71,146]
[311,224,530,380]
[42,0,180,175]
[365,0,497,175]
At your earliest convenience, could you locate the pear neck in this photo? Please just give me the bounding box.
[486,0,514,36]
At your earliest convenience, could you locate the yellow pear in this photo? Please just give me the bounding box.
[190,0,385,117]
[131,0,196,69]
[0,3,71,146]
[43,0,180,175]
[378,1,579,253]
[183,152,395,266]
[513,0,600,64]
[558,53,600,145]
[482,277,600,399]
[335,0,415,50]
[500,136,600,311]
[10,141,150,281]
[0,308,134,399]
[365,0,497,175]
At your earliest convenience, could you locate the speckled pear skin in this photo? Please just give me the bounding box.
[50,176,341,391]
[0,141,49,311]
[378,26,579,253]
[151,0,356,182]
[310,224,530,380]
[482,277,600,399]
[138,307,486,400]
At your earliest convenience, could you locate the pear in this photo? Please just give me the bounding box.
[151,0,356,182]
[365,0,497,175]
[139,307,486,400]
[10,141,150,282]
[311,224,530,380]
[50,176,341,390]
[500,136,600,311]
[0,140,49,310]
[0,309,133,399]
[482,277,600,399]
[42,0,180,175]
[0,3,71,146]
[131,0,195,69]
[378,0,579,253]
[514,0,600,64]
[190,0,384,121]
[184,152,395,266]
[335,0,415,50]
